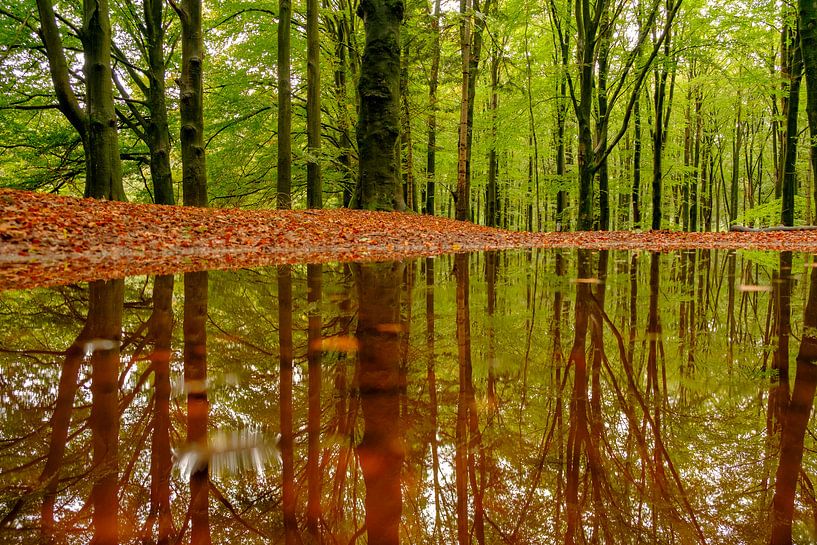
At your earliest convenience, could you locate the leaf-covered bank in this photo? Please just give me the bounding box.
[2,189,817,290]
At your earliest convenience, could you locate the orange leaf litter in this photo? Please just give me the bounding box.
[1,189,816,291]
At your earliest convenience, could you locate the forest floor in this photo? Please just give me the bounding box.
[2,188,817,290]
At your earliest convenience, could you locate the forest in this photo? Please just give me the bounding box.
[3,0,817,232]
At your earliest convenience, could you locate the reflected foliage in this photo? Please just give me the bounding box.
[1,251,817,544]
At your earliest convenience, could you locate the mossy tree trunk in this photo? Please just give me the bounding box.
[144,0,175,205]
[307,0,322,209]
[177,0,208,207]
[801,0,817,224]
[36,0,125,201]
[357,0,405,211]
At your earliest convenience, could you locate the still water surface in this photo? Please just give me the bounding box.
[1,249,816,545]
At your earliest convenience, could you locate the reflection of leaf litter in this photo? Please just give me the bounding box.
[313,336,360,353]
[83,338,120,356]
[738,284,772,292]
[175,428,280,480]
[571,278,602,284]
[375,323,403,334]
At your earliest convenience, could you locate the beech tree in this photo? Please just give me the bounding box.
[356,0,405,211]
[34,0,125,201]
[174,0,207,207]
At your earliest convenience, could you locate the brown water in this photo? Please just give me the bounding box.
[1,249,816,545]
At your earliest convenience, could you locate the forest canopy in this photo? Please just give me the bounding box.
[1,0,817,231]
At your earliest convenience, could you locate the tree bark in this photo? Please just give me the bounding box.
[425,0,442,215]
[278,0,292,209]
[357,0,405,211]
[782,29,803,227]
[178,0,207,207]
[801,0,817,224]
[455,0,472,221]
[307,0,322,209]
[144,0,175,205]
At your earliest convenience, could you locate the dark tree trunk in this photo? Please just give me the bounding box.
[144,0,174,205]
[782,31,803,227]
[400,41,416,211]
[278,0,292,209]
[596,5,611,230]
[455,0,472,222]
[486,44,500,227]
[690,88,702,231]
[633,89,642,228]
[184,271,210,545]
[178,0,207,207]
[731,97,742,224]
[357,0,405,211]
[801,0,817,224]
[307,0,322,209]
[82,0,125,201]
[425,0,441,215]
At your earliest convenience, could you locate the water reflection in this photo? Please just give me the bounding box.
[1,250,817,544]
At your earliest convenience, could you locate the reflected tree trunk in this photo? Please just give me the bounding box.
[307,264,323,542]
[770,259,817,545]
[38,317,91,542]
[425,258,442,539]
[147,275,175,544]
[89,279,124,545]
[565,250,592,545]
[453,253,472,545]
[354,262,405,545]
[278,265,297,545]
[184,271,210,545]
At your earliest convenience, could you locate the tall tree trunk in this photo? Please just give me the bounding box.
[89,279,124,545]
[486,43,500,227]
[144,0,174,205]
[178,0,207,206]
[425,0,442,215]
[184,271,210,545]
[455,0,472,221]
[730,95,742,224]
[524,12,541,230]
[400,41,416,211]
[633,87,642,228]
[357,0,405,211]
[83,0,125,201]
[801,0,817,224]
[575,0,597,231]
[330,4,354,207]
[307,0,322,208]
[278,0,292,209]
[596,4,611,230]
[782,29,803,227]
[690,87,702,231]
